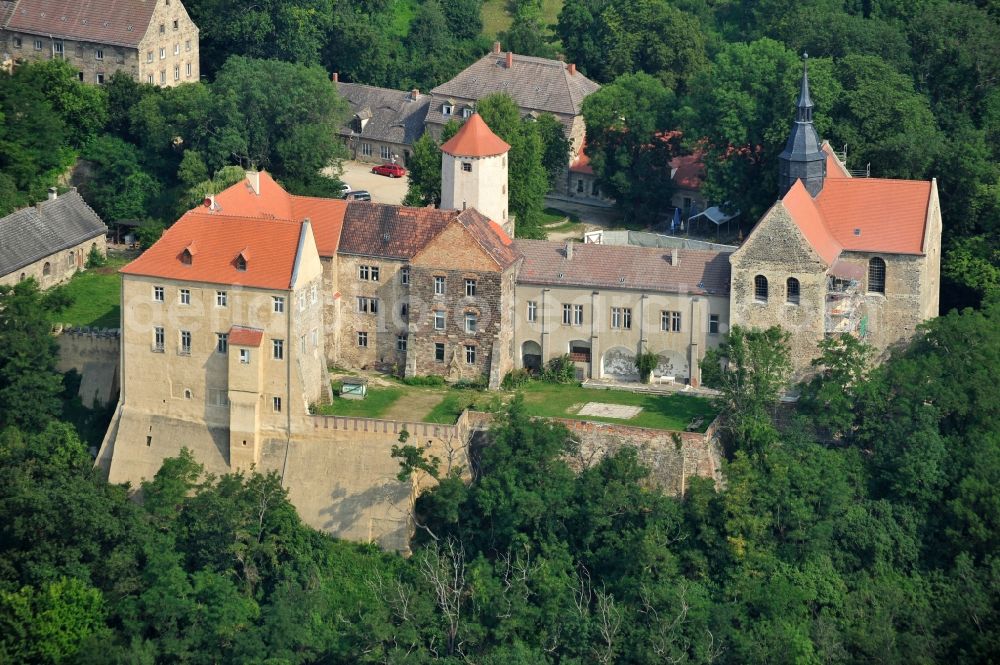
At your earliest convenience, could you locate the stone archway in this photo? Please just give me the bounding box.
[521,340,542,371]
[653,349,689,380]
[601,346,638,381]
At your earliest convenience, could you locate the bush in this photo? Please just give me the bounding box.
[84,245,106,269]
[635,350,659,383]
[402,375,446,387]
[699,347,725,389]
[541,354,576,383]
[452,376,487,391]
[502,368,532,390]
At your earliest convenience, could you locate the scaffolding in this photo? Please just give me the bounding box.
[825,276,864,335]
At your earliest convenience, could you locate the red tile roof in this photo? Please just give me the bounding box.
[570,141,594,175]
[3,0,158,48]
[337,202,457,259]
[121,211,304,290]
[201,172,345,257]
[440,113,510,158]
[670,152,705,190]
[455,208,519,269]
[781,180,842,265]
[815,178,931,255]
[228,326,263,347]
[822,143,851,179]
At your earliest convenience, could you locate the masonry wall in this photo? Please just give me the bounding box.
[2,33,138,83]
[729,204,828,379]
[136,0,200,87]
[56,329,120,408]
[0,233,106,289]
[514,282,729,385]
[407,224,505,382]
[335,254,409,371]
[557,417,725,496]
[345,137,412,165]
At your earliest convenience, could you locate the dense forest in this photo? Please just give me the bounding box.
[1,278,998,663]
[1,0,999,662]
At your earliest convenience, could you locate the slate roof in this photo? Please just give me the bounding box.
[121,211,305,290]
[0,190,107,277]
[514,240,731,296]
[426,51,599,127]
[337,203,457,259]
[2,0,159,48]
[440,113,509,157]
[336,82,430,147]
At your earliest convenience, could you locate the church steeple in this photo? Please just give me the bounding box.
[779,53,826,198]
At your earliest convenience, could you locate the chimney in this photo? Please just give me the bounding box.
[671,248,679,266]
[203,194,217,210]
[247,170,260,195]
[505,52,513,69]
[47,187,57,201]
[332,72,339,83]
[565,241,573,260]
[493,41,501,54]
[567,63,576,76]
[411,88,419,101]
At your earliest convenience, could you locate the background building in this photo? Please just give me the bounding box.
[0,187,107,288]
[334,78,430,165]
[0,0,199,86]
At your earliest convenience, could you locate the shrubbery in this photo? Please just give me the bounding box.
[501,368,532,390]
[541,354,576,383]
[401,375,446,387]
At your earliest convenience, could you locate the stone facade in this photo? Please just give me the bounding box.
[406,222,515,386]
[514,284,729,386]
[1,0,199,87]
[335,254,409,371]
[729,202,829,378]
[0,234,105,288]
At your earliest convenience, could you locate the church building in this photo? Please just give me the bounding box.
[730,57,942,377]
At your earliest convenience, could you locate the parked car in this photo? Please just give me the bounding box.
[343,190,371,201]
[371,163,407,178]
[339,182,351,195]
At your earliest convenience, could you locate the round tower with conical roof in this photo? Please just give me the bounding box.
[440,113,512,234]
[778,54,827,197]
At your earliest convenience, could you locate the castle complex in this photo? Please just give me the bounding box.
[101,68,941,544]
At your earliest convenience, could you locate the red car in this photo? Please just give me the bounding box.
[371,163,407,178]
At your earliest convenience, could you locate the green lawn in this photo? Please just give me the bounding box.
[50,258,127,329]
[423,390,495,424]
[519,382,717,432]
[314,382,405,418]
[482,0,563,39]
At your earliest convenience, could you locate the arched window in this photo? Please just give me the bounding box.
[18,273,26,282]
[786,277,800,304]
[868,257,886,294]
[754,275,768,302]
[43,262,51,276]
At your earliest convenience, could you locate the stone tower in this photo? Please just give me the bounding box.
[778,54,826,197]
[440,113,512,235]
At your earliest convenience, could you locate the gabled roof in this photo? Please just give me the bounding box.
[514,240,731,296]
[427,51,599,125]
[335,82,430,146]
[201,171,345,257]
[781,180,842,265]
[337,203,457,259]
[453,208,518,268]
[670,152,705,190]
[2,0,159,48]
[121,211,306,290]
[0,190,107,276]
[440,113,510,158]
[815,178,932,255]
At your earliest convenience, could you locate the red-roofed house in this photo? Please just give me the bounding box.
[731,69,942,377]
[109,192,329,482]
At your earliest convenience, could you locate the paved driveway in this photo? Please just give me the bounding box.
[329,160,409,205]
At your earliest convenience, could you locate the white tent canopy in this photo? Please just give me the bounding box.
[687,206,740,239]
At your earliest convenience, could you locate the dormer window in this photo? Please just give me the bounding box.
[235,250,248,272]
[180,249,193,265]
[442,104,454,116]
[462,107,473,118]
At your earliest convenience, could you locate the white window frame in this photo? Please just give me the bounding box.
[527,301,537,322]
[216,333,228,353]
[239,349,250,364]
[179,288,190,305]
[153,326,165,352]
[179,330,191,355]
[434,311,445,330]
[465,279,477,297]
[216,291,227,307]
[464,345,476,364]
[357,331,368,347]
[272,339,284,360]
[465,313,477,334]
[434,276,445,295]
[153,286,164,302]
[573,304,584,326]
[273,296,285,313]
